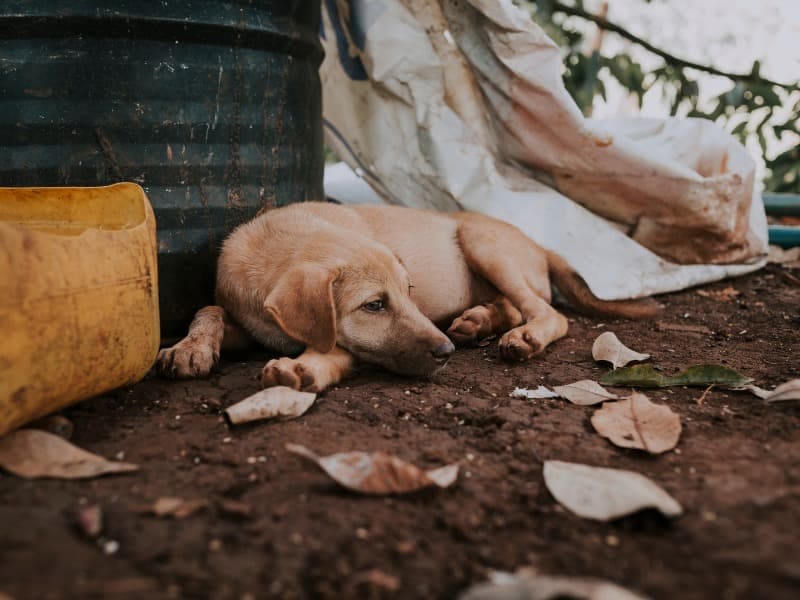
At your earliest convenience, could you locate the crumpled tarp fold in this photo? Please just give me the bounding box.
[320,0,768,300]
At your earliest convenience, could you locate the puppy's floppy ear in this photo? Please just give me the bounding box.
[263,265,339,353]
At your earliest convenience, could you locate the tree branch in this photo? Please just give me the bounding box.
[550,1,798,91]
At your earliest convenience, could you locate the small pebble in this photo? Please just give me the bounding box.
[76,504,103,539]
[102,539,120,555]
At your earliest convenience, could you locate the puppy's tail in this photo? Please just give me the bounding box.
[546,251,661,320]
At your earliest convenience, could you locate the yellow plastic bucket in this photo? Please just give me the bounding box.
[0,183,160,436]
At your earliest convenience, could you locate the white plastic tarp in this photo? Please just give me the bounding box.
[319,0,768,300]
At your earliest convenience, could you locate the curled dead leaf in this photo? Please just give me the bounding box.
[764,380,800,403]
[510,386,558,399]
[460,571,648,600]
[747,379,800,403]
[592,332,650,369]
[767,245,800,266]
[224,386,316,425]
[0,429,138,479]
[591,392,681,454]
[543,460,682,521]
[145,497,208,519]
[286,444,458,494]
[553,380,619,406]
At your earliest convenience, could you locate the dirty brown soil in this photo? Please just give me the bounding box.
[1,268,799,599]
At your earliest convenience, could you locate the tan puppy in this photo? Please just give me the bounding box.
[157,202,658,391]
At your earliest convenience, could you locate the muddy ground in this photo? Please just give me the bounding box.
[1,267,799,600]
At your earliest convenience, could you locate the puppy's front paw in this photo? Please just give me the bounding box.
[260,358,318,392]
[447,307,493,345]
[498,327,544,362]
[156,340,219,379]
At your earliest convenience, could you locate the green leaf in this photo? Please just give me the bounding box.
[600,364,753,389]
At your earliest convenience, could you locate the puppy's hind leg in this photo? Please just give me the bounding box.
[447,297,522,346]
[260,346,355,393]
[157,306,252,378]
[455,216,569,362]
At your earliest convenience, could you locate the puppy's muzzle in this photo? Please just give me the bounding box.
[430,340,455,364]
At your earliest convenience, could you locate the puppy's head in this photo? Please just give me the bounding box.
[263,245,454,377]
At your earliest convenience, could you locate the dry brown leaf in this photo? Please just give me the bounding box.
[146,497,208,519]
[696,286,740,302]
[543,460,682,521]
[286,444,458,494]
[224,386,316,425]
[765,380,800,403]
[590,392,681,454]
[460,571,648,600]
[767,245,800,265]
[591,332,650,369]
[553,380,619,406]
[0,429,138,479]
[747,379,800,403]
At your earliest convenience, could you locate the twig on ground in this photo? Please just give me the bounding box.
[696,384,714,405]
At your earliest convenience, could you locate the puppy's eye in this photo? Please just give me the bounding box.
[362,300,385,312]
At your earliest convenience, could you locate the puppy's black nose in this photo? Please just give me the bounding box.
[431,340,455,360]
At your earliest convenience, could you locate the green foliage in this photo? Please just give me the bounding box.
[523,0,800,193]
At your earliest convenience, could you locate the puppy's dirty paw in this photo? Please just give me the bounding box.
[447,307,492,345]
[260,358,318,392]
[156,341,218,379]
[499,327,544,362]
